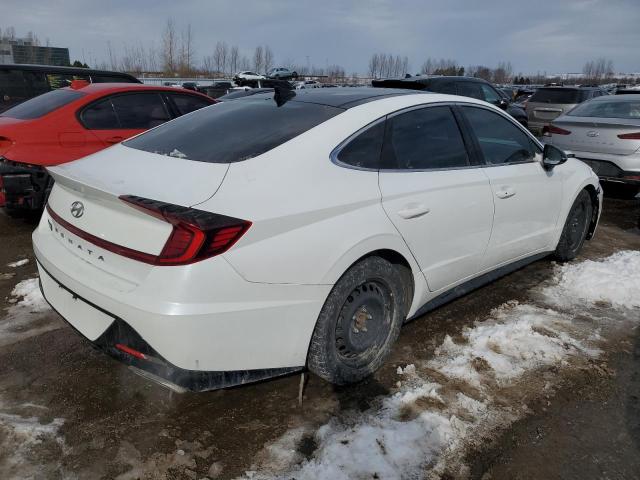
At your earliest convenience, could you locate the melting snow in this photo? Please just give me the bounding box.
[7,258,29,268]
[243,251,640,480]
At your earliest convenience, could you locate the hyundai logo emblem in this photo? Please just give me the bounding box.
[70,201,85,218]
[586,130,599,137]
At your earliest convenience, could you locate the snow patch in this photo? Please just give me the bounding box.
[7,258,29,268]
[9,278,49,313]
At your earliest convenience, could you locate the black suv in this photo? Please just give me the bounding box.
[372,75,528,127]
[0,64,140,113]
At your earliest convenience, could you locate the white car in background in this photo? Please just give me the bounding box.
[233,71,266,82]
[296,80,322,89]
[33,89,601,392]
[547,94,640,198]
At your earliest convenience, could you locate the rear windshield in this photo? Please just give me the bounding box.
[568,99,640,119]
[0,89,84,119]
[124,95,342,163]
[529,88,587,104]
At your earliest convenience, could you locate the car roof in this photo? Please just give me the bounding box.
[64,83,211,97]
[277,87,418,108]
[0,63,139,79]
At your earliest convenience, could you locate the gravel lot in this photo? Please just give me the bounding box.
[0,196,638,480]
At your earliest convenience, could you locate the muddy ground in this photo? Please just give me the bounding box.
[0,195,639,480]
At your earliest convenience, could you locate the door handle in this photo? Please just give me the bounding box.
[496,187,516,199]
[397,204,431,219]
[105,136,125,144]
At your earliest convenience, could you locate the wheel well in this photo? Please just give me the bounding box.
[583,184,600,240]
[360,249,415,316]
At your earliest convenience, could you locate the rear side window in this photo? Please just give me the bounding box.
[124,96,342,163]
[568,99,640,119]
[382,106,469,170]
[170,94,212,115]
[336,121,385,169]
[47,73,90,90]
[0,69,30,111]
[81,98,120,129]
[1,88,84,119]
[110,93,170,129]
[462,106,535,165]
[530,88,582,104]
[91,75,138,83]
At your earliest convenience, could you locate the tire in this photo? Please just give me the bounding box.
[307,256,407,385]
[554,189,593,262]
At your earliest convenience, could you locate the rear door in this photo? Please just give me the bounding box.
[378,104,494,292]
[80,92,171,146]
[460,105,562,267]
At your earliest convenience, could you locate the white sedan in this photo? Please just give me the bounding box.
[233,71,265,81]
[33,89,602,392]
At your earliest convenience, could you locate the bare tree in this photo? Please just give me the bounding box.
[106,41,119,71]
[229,45,239,75]
[264,45,274,74]
[161,18,178,74]
[178,24,195,76]
[253,46,264,74]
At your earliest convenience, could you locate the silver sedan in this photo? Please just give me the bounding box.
[547,95,640,198]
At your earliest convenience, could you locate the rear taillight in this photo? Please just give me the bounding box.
[617,132,640,140]
[119,195,251,266]
[46,198,251,266]
[547,124,571,136]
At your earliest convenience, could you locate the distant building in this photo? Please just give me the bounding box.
[0,36,70,66]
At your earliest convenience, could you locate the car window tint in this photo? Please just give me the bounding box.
[1,88,84,119]
[110,93,170,129]
[480,84,501,103]
[0,69,29,112]
[170,94,212,115]
[383,106,469,170]
[456,82,484,100]
[530,88,581,103]
[81,98,120,129]
[568,98,640,119]
[337,121,385,169]
[462,106,535,165]
[91,75,138,83]
[431,82,456,94]
[47,73,90,90]
[124,95,342,163]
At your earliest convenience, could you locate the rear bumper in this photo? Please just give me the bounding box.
[37,261,300,392]
[0,158,52,210]
[575,157,640,185]
[33,209,331,390]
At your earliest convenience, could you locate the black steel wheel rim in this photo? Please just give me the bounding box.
[335,280,393,368]
[567,199,588,250]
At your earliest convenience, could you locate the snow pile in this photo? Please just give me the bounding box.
[243,251,640,480]
[0,403,66,479]
[545,250,640,309]
[1,277,56,347]
[7,258,29,268]
[430,302,595,388]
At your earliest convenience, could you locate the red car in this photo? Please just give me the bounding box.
[0,82,215,212]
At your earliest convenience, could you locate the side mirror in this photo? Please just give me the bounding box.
[496,98,508,109]
[543,144,573,170]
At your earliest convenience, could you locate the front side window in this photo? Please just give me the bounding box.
[456,82,484,100]
[336,121,385,169]
[110,93,170,129]
[462,106,535,165]
[1,88,84,119]
[124,95,342,163]
[480,84,501,104]
[382,106,469,170]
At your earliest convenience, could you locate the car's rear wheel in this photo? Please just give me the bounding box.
[554,189,593,262]
[307,256,406,385]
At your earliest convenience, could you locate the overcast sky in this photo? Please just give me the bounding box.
[3,0,639,75]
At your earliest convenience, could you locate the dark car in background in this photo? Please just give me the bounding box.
[526,86,606,135]
[0,64,140,113]
[372,75,529,127]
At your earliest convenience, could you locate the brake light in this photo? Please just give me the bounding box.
[119,195,251,265]
[115,343,147,360]
[547,124,571,136]
[617,132,640,140]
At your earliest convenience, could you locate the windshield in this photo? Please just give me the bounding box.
[568,98,640,119]
[1,89,84,120]
[530,88,587,104]
[124,95,343,163]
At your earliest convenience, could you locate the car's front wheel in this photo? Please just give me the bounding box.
[307,256,406,385]
[554,189,593,261]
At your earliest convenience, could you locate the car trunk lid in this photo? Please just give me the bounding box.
[552,117,640,156]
